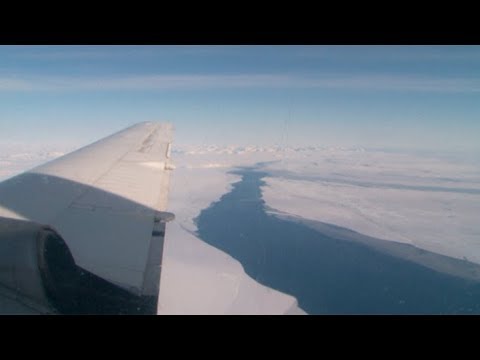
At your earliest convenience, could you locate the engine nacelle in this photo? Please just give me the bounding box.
[0,217,77,313]
[0,217,160,314]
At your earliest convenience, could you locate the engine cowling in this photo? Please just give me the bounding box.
[0,217,160,314]
[0,217,77,313]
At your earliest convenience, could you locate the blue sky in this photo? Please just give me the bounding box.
[0,45,479,151]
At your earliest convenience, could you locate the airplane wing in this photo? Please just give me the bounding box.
[0,122,174,314]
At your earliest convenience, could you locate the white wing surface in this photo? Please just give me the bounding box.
[0,122,174,313]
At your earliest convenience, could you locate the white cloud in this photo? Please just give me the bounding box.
[1,73,479,92]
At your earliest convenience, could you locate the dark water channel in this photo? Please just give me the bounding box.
[196,168,480,314]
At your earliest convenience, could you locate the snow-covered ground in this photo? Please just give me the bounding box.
[261,147,480,265]
[172,144,480,266]
[157,147,304,314]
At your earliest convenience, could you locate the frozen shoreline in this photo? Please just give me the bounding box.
[261,148,480,265]
[270,209,480,282]
[157,153,305,314]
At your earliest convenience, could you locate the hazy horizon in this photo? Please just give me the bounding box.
[0,45,479,152]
